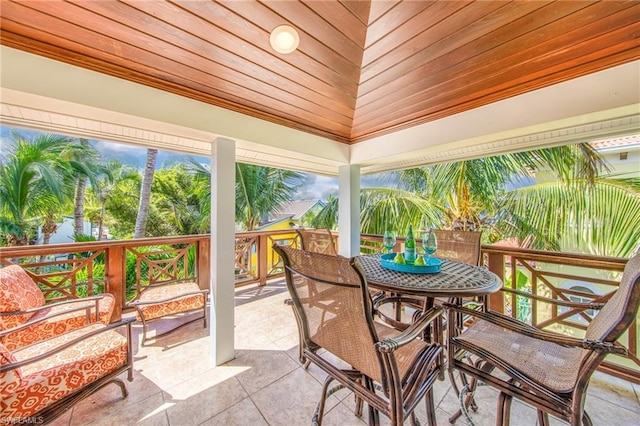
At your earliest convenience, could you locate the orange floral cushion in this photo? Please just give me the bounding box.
[0,324,128,421]
[0,342,23,397]
[1,294,116,351]
[136,282,205,321]
[0,265,45,330]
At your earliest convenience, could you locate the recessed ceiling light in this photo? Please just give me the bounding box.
[270,25,299,54]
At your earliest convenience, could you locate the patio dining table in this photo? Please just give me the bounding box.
[354,253,503,307]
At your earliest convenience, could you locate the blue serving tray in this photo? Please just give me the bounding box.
[380,253,442,274]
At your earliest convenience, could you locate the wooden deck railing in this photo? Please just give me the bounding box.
[1,231,637,383]
[0,231,299,320]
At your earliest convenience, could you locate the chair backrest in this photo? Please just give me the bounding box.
[296,228,338,256]
[0,265,45,330]
[274,245,385,382]
[431,230,482,266]
[586,253,640,343]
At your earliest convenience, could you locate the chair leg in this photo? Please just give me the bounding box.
[202,301,207,328]
[312,376,335,426]
[364,377,379,426]
[139,314,149,345]
[496,392,512,426]
[424,388,437,426]
[111,378,129,398]
[536,409,550,426]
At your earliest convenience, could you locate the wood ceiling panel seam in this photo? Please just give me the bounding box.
[117,0,358,108]
[301,0,368,47]
[0,39,352,144]
[367,0,399,25]
[2,1,355,127]
[218,0,361,86]
[170,0,360,104]
[351,30,639,139]
[0,26,351,143]
[350,48,640,143]
[354,2,637,115]
[0,14,354,140]
[358,0,502,89]
[339,0,371,26]
[363,0,432,50]
[358,0,558,94]
[260,0,363,65]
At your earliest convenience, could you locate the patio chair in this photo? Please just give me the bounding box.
[288,229,339,365]
[274,245,443,426]
[445,252,640,425]
[296,228,338,255]
[431,229,482,266]
[128,279,209,345]
[0,317,134,424]
[0,265,115,350]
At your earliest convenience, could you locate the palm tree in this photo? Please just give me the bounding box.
[70,138,108,236]
[134,148,158,238]
[86,160,138,240]
[236,164,304,230]
[498,178,640,257]
[0,132,74,245]
[187,159,304,231]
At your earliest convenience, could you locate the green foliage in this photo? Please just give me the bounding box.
[186,159,305,231]
[105,177,141,239]
[0,132,76,243]
[498,179,640,257]
[314,143,637,257]
[504,269,532,323]
[125,244,196,301]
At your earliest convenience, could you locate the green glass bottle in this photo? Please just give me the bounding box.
[404,225,416,262]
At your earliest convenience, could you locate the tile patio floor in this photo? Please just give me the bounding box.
[51,279,640,426]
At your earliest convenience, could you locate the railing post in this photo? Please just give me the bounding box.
[258,233,268,286]
[198,238,211,291]
[106,245,125,322]
[486,251,505,313]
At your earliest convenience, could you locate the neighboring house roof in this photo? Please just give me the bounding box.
[590,135,640,151]
[491,236,534,249]
[267,200,326,222]
[257,216,296,231]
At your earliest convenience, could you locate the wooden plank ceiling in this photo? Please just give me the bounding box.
[1,1,638,144]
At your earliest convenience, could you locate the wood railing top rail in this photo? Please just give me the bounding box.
[481,245,627,270]
[0,230,300,258]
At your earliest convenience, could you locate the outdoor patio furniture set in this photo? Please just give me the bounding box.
[2,229,638,425]
[286,229,640,426]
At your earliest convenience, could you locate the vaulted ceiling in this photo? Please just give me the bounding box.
[1,0,638,145]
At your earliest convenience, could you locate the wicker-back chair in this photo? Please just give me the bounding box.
[431,230,482,266]
[274,245,443,426]
[446,252,640,425]
[296,228,337,256]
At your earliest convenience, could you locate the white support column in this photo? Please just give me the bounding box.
[338,164,361,257]
[210,137,235,365]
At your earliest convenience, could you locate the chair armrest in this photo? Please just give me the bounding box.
[0,318,135,373]
[501,287,605,310]
[0,295,105,316]
[445,303,626,355]
[130,289,209,307]
[375,306,443,353]
[372,294,424,312]
[0,296,106,337]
